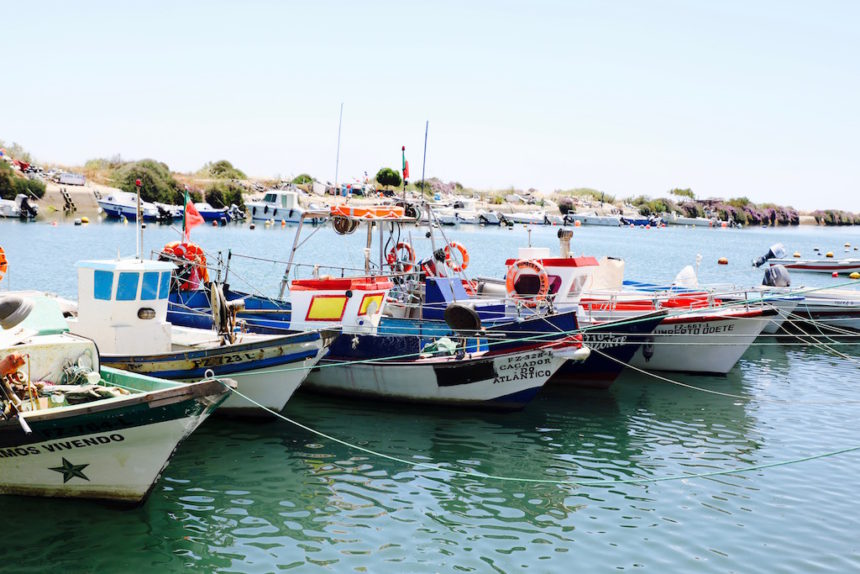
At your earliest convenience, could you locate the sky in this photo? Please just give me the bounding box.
[1,0,858,211]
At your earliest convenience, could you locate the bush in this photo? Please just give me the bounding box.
[376,167,402,188]
[199,160,246,180]
[669,188,695,199]
[205,181,245,209]
[113,159,182,204]
[0,162,45,199]
[291,173,313,185]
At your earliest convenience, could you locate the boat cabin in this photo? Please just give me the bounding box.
[68,259,175,355]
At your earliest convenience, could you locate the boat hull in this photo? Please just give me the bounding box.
[98,201,160,222]
[769,259,860,274]
[0,376,227,504]
[100,330,329,414]
[305,347,566,410]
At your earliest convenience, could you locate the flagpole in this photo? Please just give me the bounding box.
[420,121,428,196]
[334,102,343,191]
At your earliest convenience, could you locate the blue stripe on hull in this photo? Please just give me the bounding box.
[104,349,318,380]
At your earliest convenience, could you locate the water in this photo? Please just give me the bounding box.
[1,219,859,572]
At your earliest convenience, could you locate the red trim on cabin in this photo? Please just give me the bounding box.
[291,277,393,291]
[504,256,600,267]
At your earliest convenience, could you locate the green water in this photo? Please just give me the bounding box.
[1,219,859,572]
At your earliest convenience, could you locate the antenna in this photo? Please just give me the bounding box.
[135,178,142,259]
[420,121,429,195]
[334,103,343,191]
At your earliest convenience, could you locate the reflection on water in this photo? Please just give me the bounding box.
[1,221,859,571]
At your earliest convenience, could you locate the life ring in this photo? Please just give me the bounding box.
[505,259,549,308]
[386,242,416,272]
[444,241,470,272]
[0,247,7,283]
[161,241,209,289]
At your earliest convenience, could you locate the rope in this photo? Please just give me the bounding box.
[213,379,860,487]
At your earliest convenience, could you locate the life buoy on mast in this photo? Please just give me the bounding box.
[505,259,550,308]
[444,241,470,272]
[386,242,416,272]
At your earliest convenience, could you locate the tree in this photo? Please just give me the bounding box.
[205,181,246,209]
[201,160,246,180]
[291,173,313,185]
[375,167,402,188]
[113,159,182,203]
[669,188,695,199]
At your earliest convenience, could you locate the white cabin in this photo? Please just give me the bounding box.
[67,259,175,355]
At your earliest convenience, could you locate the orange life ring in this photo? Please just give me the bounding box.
[0,247,7,283]
[386,242,416,272]
[505,259,549,308]
[444,241,470,272]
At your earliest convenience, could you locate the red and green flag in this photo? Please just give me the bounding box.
[401,146,410,180]
[183,187,204,242]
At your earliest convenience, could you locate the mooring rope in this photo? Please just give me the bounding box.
[213,380,860,487]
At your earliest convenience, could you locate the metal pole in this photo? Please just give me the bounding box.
[278,217,306,299]
[334,103,343,190]
[135,179,142,259]
[420,121,428,198]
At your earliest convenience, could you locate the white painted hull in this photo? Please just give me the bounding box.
[305,349,566,408]
[503,213,547,225]
[630,313,771,373]
[0,416,209,503]
[769,258,860,274]
[217,352,325,414]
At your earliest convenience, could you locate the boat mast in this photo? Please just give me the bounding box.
[334,102,343,191]
[135,178,142,259]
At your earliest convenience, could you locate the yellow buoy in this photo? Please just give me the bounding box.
[825,251,834,258]
[845,242,851,247]
[80,216,89,224]
[793,252,801,258]
[850,272,860,280]
[718,257,728,265]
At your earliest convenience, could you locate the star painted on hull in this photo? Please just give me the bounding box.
[49,458,90,483]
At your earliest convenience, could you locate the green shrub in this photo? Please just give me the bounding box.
[376,167,402,188]
[291,173,313,185]
[113,159,182,204]
[199,160,246,180]
[205,181,245,209]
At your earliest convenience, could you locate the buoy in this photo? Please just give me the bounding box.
[212,220,218,226]
[141,223,147,229]
[845,243,851,247]
[250,223,256,230]
[720,221,728,228]
[850,272,860,280]
[122,216,128,225]
[645,224,651,229]
[718,257,728,265]
[281,220,286,227]
[574,220,581,227]
[51,221,57,227]
[80,216,89,224]
[629,223,635,228]
[73,218,81,226]
[825,251,834,258]
[793,252,801,258]
[832,272,839,277]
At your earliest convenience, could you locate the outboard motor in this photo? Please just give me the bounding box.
[18,196,38,219]
[752,243,786,268]
[762,264,791,287]
[156,205,173,223]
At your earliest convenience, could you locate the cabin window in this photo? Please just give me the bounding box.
[264,193,276,203]
[158,271,171,299]
[141,272,160,301]
[281,195,289,208]
[513,274,563,296]
[116,272,140,301]
[93,270,114,300]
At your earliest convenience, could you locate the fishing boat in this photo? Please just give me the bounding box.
[245,189,323,223]
[0,293,232,504]
[65,257,335,415]
[664,212,717,226]
[501,211,547,225]
[193,201,233,222]
[620,215,662,227]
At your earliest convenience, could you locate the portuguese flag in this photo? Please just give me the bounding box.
[402,146,409,180]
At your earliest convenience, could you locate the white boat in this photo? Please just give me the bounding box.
[502,211,547,225]
[443,198,501,225]
[664,213,717,227]
[65,257,335,415]
[565,213,623,226]
[0,194,39,219]
[767,258,860,274]
[0,293,232,503]
[246,190,322,223]
[545,214,565,225]
[98,190,162,221]
[492,244,775,374]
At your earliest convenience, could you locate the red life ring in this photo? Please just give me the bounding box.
[161,241,209,289]
[505,259,549,308]
[444,241,470,272]
[386,242,416,272]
